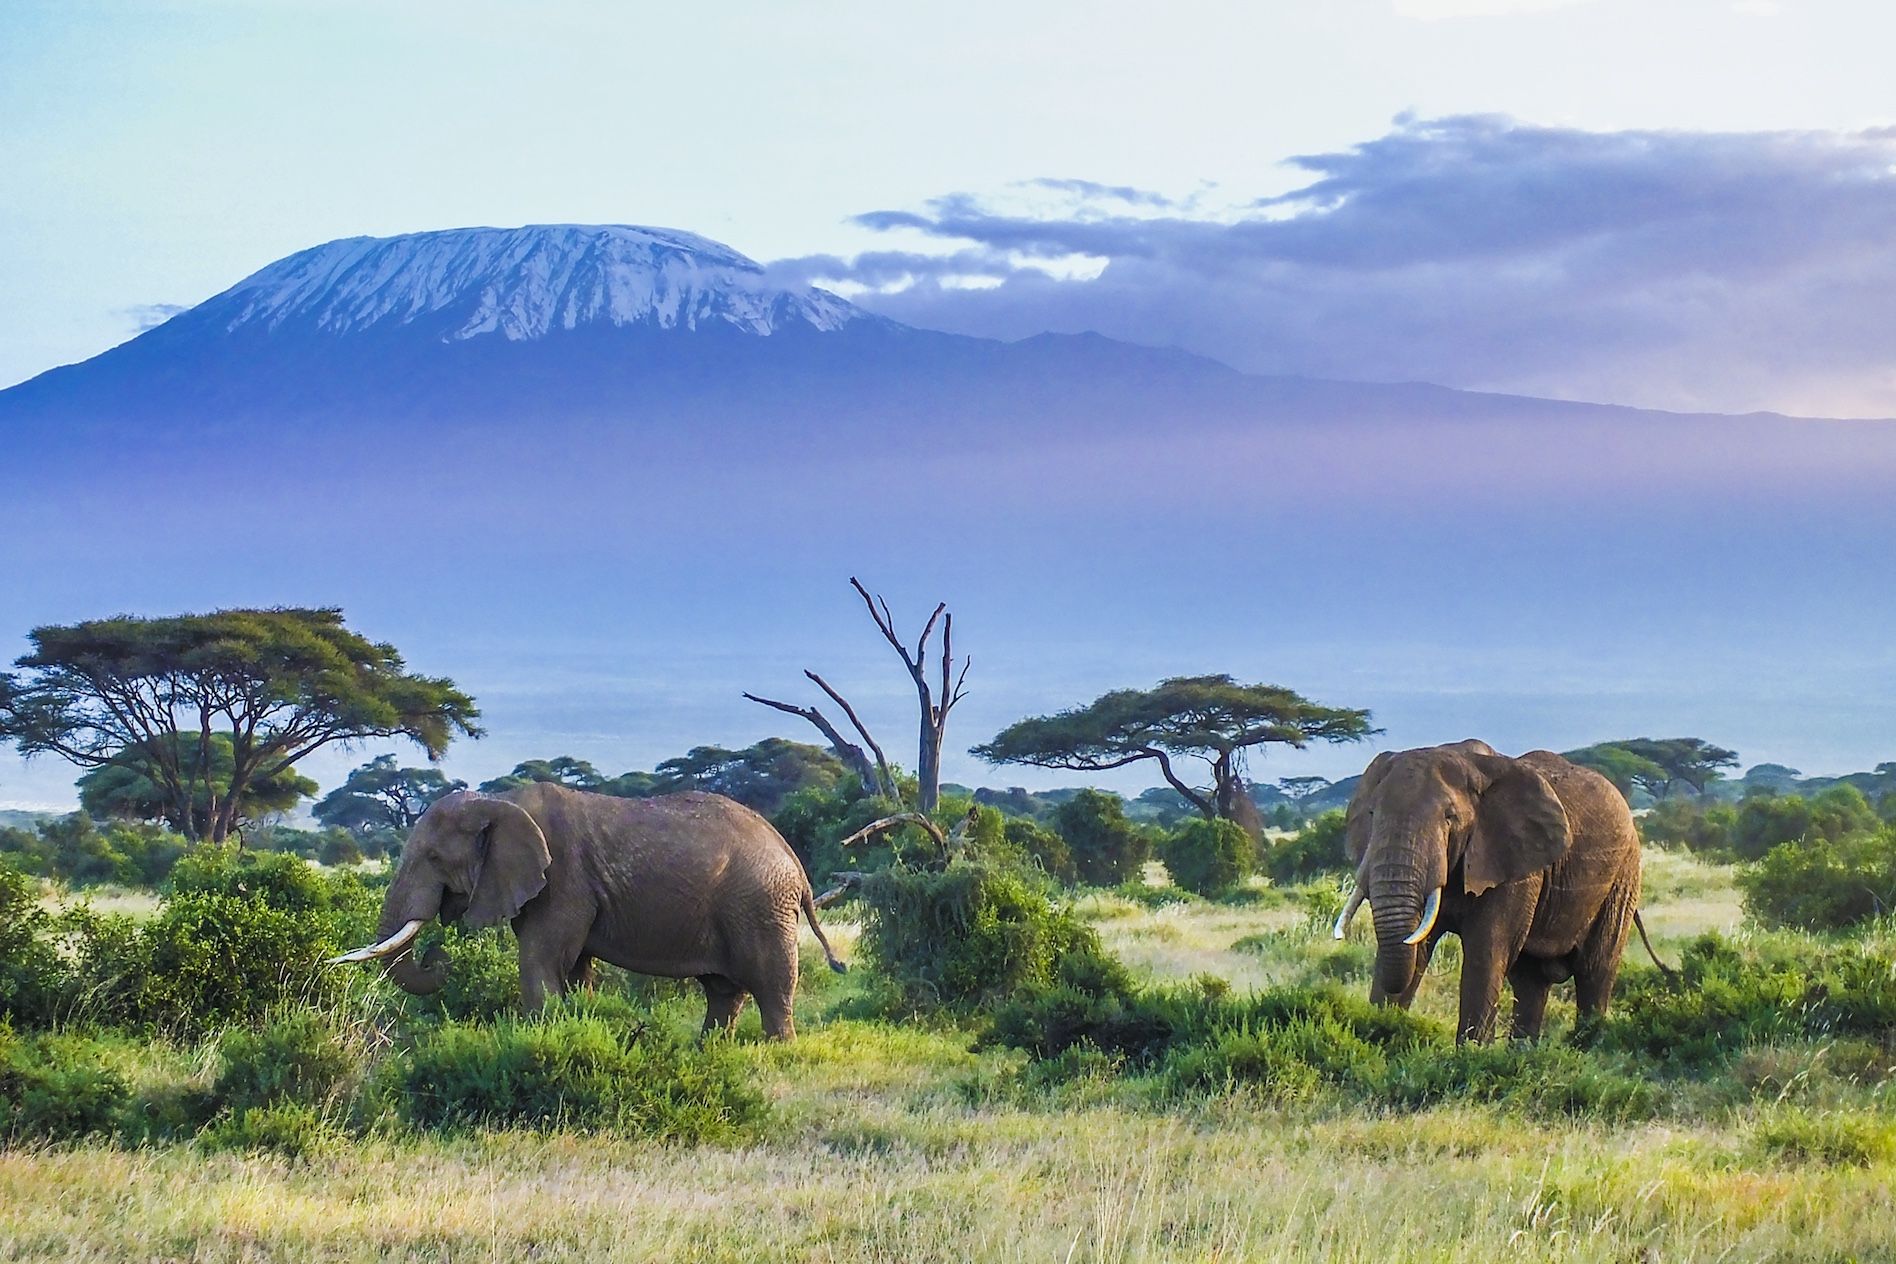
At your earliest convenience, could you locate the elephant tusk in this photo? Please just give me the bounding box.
[325,919,427,965]
[1403,888,1442,945]
[1333,885,1367,940]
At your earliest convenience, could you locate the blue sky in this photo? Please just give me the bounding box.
[4,1,1896,809]
[5,1,1895,411]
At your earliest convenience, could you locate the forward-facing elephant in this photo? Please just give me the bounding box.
[1334,740,1643,1043]
[330,784,845,1038]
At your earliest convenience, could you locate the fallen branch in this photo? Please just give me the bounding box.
[813,872,867,908]
[837,806,981,860]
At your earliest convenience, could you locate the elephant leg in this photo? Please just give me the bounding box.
[1573,883,1638,1023]
[1507,960,1552,1041]
[1458,888,1537,1044]
[517,927,586,1010]
[745,925,801,1041]
[698,974,748,1035]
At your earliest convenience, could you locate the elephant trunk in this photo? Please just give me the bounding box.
[384,943,449,995]
[1366,841,1443,1001]
[338,884,449,995]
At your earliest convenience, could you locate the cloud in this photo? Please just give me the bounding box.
[783,116,1896,416]
[121,303,187,332]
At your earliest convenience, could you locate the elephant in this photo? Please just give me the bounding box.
[329,784,845,1039]
[1333,739,1648,1043]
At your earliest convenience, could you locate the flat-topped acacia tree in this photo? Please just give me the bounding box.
[0,607,480,844]
[973,674,1373,826]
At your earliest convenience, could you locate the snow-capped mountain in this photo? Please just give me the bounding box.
[194,224,874,341]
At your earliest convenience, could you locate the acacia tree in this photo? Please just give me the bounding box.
[973,675,1372,825]
[78,733,317,836]
[0,608,479,844]
[745,577,969,813]
[313,754,466,835]
[1567,738,1738,800]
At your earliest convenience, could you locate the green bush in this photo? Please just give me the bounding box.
[0,814,186,888]
[1587,933,1896,1067]
[396,925,524,1022]
[1753,1107,1896,1167]
[62,849,375,1034]
[198,1100,339,1158]
[0,1029,132,1144]
[1264,810,1350,883]
[1051,790,1150,887]
[1004,817,1079,885]
[1737,830,1896,931]
[389,1001,762,1141]
[1376,1042,1658,1120]
[0,864,64,1027]
[214,1009,355,1115]
[1159,818,1255,896]
[1639,798,1737,855]
[856,860,1124,1013]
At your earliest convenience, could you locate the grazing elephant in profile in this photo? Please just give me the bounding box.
[1333,740,1644,1043]
[330,784,844,1039]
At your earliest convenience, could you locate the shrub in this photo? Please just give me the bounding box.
[214,1009,355,1115]
[1265,810,1350,883]
[0,863,64,1027]
[198,1100,339,1158]
[1376,1042,1658,1120]
[1051,790,1150,887]
[397,925,524,1022]
[1639,798,1737,855]
[1004,817,1079,885]
[390,1001,762,1141]
[0,1030,131,1144]
[1588,933,1896,1067]
[62,849,373,1033]
[1737,829,1896,931]
[1159,818,1255,896]
[857,861,1123,1012]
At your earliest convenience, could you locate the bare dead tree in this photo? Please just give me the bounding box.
[742,577,970,813]
[847,577,969,813]
[742,669,894,798]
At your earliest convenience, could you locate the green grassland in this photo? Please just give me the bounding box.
[5,850,1895,1263]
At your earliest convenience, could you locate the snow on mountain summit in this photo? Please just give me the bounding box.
[209,224,872,341]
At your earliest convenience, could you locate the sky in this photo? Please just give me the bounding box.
[4,0,1896,809]
[5,0,1896,413]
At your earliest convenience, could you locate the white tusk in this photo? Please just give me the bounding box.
[1403,888,1443,945]
[1333,885,1367,940]
[325,919,427,965]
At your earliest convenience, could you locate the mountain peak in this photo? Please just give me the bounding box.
[201,223,876,342]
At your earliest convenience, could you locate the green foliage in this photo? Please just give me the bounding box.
[1753,1108,1896,1167]
[1738,829,1896,930]
[1003,816,1078,884]
[213,1009,356,1116]
[653,738,851,814]
[198,1099,340,1158]
[1158,817,1255,896]
[973,674,1373,826]
[1564,737,1738,801]
[77,733,316,837]
[313,753,464,837]
[1587,933,1896,1067]
[1264,809,1350,883]
[397,926,525,1023]
[62,849,374,1034]
[389,1000,763,1141]
[0,1029,132,1144]
[856,860,1126,1012]
[0,812,187,887]
[0,607,479,844]
[1051,789,1150,887]
[0,863,64,1026]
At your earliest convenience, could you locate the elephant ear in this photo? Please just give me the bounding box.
[1344,752,1397,868]
[462,797,552,928]
[1465,760,1571,896]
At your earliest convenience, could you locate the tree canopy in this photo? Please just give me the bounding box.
[474,739,851,814]
[972,674,1373,825]
[78,733,316,837]
[0,608,480,843]
[312,754,466,836]
[1565,738,1739,800]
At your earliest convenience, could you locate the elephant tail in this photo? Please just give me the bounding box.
[802,887,849,974]
[1633,910,1677,983]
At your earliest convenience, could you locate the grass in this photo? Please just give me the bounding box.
[6,850,1896,1261]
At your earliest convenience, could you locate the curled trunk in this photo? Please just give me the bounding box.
[370,893,448,995]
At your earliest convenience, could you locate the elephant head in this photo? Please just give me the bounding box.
[328,790,551,994]
[1336,741,1571,1000]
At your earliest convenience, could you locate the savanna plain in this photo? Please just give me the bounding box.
[5,837,1896,1264]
